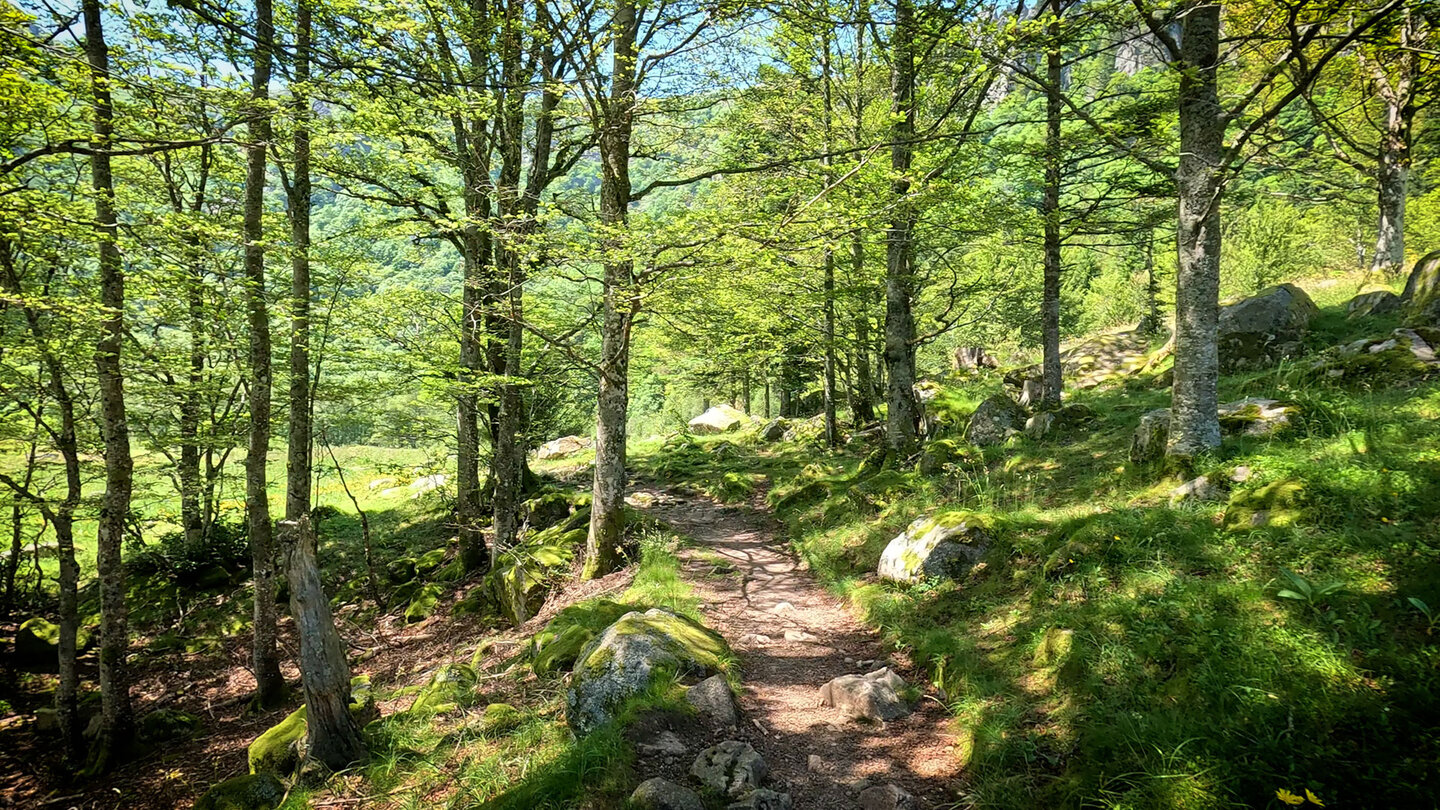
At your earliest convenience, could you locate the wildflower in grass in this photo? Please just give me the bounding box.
[1306,788,1325,806]
[1276,788,1305,805]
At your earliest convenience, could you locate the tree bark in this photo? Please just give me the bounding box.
[82,0,134,768]
[584,0,638,580]
[1168,2,1223,457]
[286,0,313,529]
[852,240,875,425]
[883,0,920,458]
[1040,0,1063,407]
[281,516,365,771]
[1372,108,1408,278]
[243,0,286,708]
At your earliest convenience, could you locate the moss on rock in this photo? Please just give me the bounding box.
[1224,478,1306,530]
[405,582,443,623]
[195,773,286,810]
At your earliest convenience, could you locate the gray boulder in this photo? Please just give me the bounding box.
[759,418,788,442]
[877,514,990,584]
[691,740,768,798]
[859,784,916,810]
[534,435,593,460]
[1129,409,1171,464]
[1401,249,1440,326]
[689,405,748,435]
[1347,289,1402,319]
[1024,411,1054,440]
[1309,327,1440,382]
[686,674,740,727]
[1216,283,1318,372]
[566,609,729,735]
[728,789,793,810]
[818,667,910,722]
[631,777,704,810]
[1131,399,1296,463]
[1168,475,1226,506]
[964,394,1027,447]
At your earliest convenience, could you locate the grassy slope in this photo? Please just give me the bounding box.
[642,280,1440,809]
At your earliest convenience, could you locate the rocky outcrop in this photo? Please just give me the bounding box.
[1401,249,1440,326]
[690,740,768,798]
[1347,289,1402,319]
[1130,399,1297,463]
[758,418,788,442]
[1216,283,1318,372]
[534,435,594,460]
[964,394,1027,446]
[689,405,749,435]
[566,609,729,734]
[1308,327,1440,383]
[631,777,705,810]
[818,667,910,722]
[877,513,991,584]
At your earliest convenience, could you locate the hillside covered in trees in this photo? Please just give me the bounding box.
[3,0,1440,807]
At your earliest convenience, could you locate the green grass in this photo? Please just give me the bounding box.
[681,293,1440,809]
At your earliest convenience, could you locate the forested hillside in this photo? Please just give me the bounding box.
[2,0,1439,808]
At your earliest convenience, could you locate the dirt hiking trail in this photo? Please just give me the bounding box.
[634,486,962,809]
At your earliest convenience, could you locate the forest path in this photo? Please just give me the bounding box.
[632,486,962,809]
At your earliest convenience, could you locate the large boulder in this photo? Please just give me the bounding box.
[819,667,910,722]
[689,405,749,435]
[690,740,768,798]
[566,609,729,734]
[14,617,60,669]
[1401,249,1440,325]
[877,513,991,584]
[534,435,593,460]
[1347,289,1402,319]
[194,774,286,810]
[964,394,1027,447]
[1216,283,1318,372]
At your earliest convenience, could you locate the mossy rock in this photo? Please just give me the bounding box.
[386,557,417,584]
[917,439,975,475]
[405,582,443,623]
[415,548,448,575]
[15,617,60,667]
[434,558,466,583]
[565,608,730,735]
[249,676,377,776]
[1032,627,1074,667]
[451,587,495,617]
[877,511,994,583]
[1224,478,1306,530]
[530,599,633,676]
[410,662,478,714]
[771,479,831,513]
[137,707,201,744]
[248,706,308,776]
[391,579,421,605]
[195,773,286,810]
[847,470,913,514]
[478,702,524,737]
[523,491,575,532]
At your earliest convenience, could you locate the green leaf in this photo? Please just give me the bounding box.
[1276,590,1307,601]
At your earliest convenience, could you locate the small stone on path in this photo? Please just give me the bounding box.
[728,788,793,810]
[819,668,911,722]
[692,740,768,798]
[858,783,916,810]
[636,730,688,756]
[631,777,704,810]
[687,674,740,727]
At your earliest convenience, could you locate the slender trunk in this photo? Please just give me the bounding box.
[883,0,919,458]
[852,241,875,424]
[1143,228,1160,334]
[763,377,771,419]
[583,0,637,580]
[281,516,365,770]
[286,0,313,530]
[741,371,751,414]
[821,33,839,446]
[82,0,133,768]
[1168,3,1223,457]
[242,0,285,708]
[492,0,528,562]
[178,264,205,544]
[1040,0,1063,407]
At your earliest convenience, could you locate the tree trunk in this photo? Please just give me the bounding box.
[82,0,133,769]
[281,516,366,771]
[883,0,920,458]
[1372,110,1408,279]
[178,263,205,544]
[1040,0,1063,408]
[243,0,285,709]
[286,0,313,529]
[583,0,638,580]
[1168,2,1223,458]
[851,238,875,425]
[492,0,529,562]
